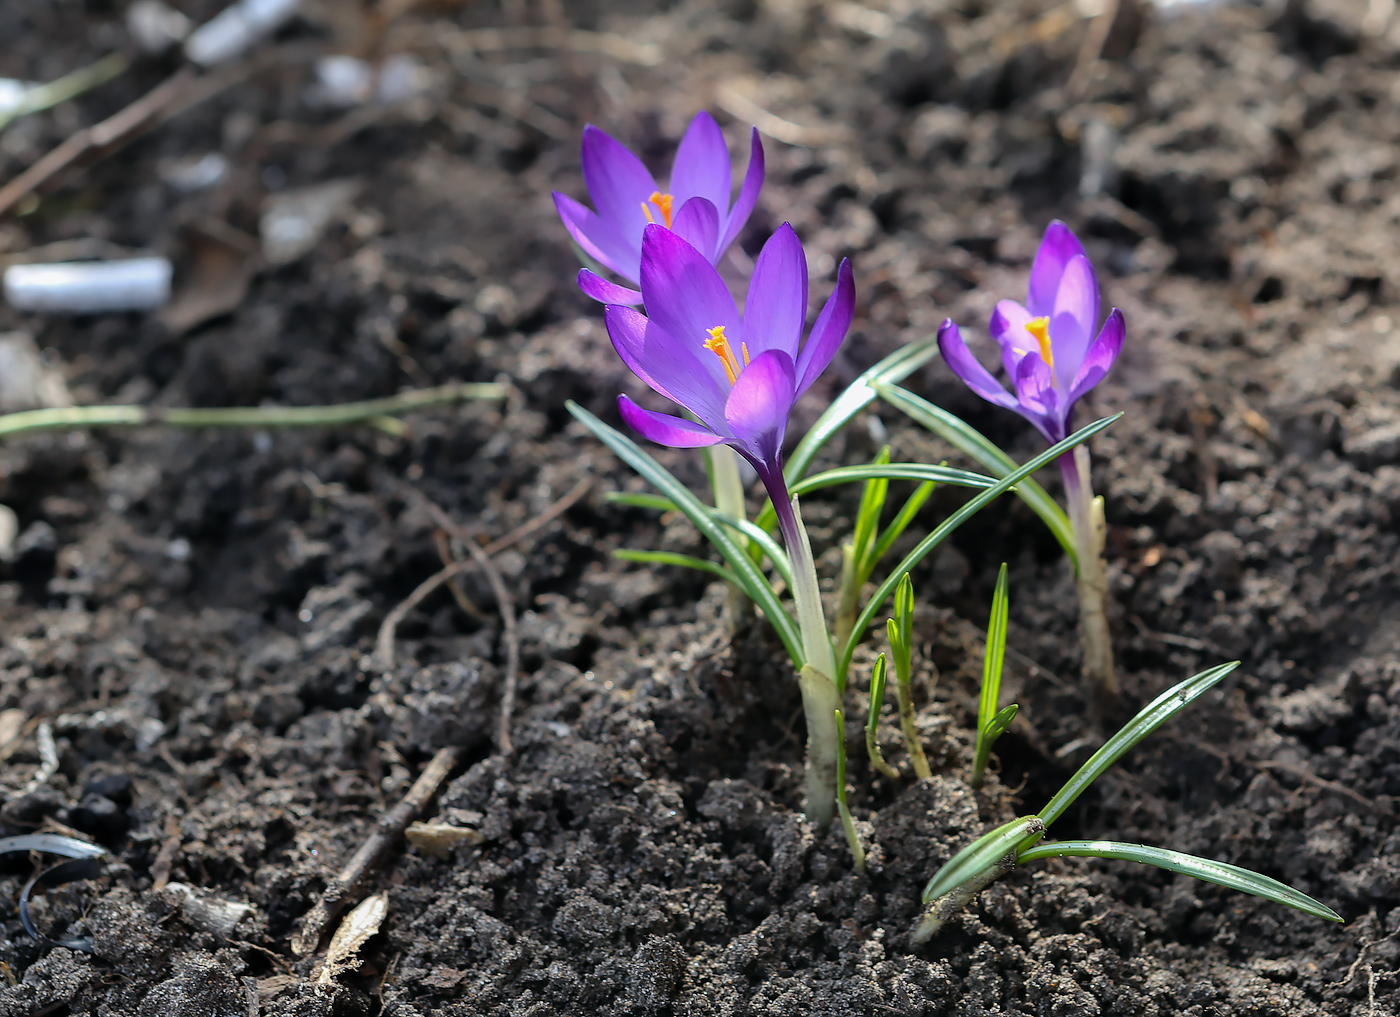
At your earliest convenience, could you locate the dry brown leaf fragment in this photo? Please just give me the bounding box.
[317,891,389,986]
[405,821,486,859]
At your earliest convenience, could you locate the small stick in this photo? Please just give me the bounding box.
[0,382,505,440]
[290,744,463,956]
[374,480,589,670]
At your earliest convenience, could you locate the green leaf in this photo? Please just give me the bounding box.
[606,491,677,512]
[876,383,1077,570]
[568,401,804,664]
[922,816,1046,903]
[869,481,936,565]
[789,463,995,498]
[978,564,1010,734]
[837,413,1122,681]
[867,653,888,735]
[1037,661,1241,829]
[981,703,1019,744]
[613,549,741,587]
[1016,840,1343,923]
[889,573,914,683]
[755,336,942,532]
[850,448,892,569]
[714,515,794,589]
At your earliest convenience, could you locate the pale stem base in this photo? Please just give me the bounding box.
[799,664,841,832]
[896,673,932,779]
[706,445,752,636]
[1060,445,1116,699]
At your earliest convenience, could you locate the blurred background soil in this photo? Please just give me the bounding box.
[1,0,1399,1013]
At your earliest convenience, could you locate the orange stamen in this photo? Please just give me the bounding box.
[704,325,742,385]
[1025,316,1053,370]
[642,191,674,229]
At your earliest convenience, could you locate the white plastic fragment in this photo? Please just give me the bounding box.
[260,179,361,265]
[126,0,193,55]
[0,80,38,116]
[185,0,301,67]
[3,258,172,314]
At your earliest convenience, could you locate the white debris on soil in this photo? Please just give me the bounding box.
[260,179,361,265]
[307,54,433,108]
[3,258,172,314]
[185,0,301,67]
[126,0,192,55]
[0,79,38,116]
[159,152,229,193]
[0,331,72,410]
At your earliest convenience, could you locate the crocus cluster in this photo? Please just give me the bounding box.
[556,112,852,519]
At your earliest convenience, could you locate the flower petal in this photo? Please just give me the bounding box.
[670,197,721,262]
[669,111,731,215]
[988,299,1037,379]
[605,304,728,425]
[725,349,796,468]
[1027,220,1087,318]
[796,257,854,398]
[618,395,725,448]
[1050,254,1100,391]
[578,269,642,305]
[1012,353,1062,443]
[581,124,658,252]
[717,128,764,256]
[638,224,742,391]
[554,192,637,281]
[744,223,808,362]
[1066,308,1124,405]
[937,319,1020,412]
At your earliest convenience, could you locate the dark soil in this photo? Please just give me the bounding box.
[1,0,1399,1013]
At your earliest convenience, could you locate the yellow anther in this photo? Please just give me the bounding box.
[1025,316,1053,370]
[640,191,675,229]
[704,325,743,385]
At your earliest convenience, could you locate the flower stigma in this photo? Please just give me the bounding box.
[703,325,750,385]
[1024,316,1054,370]
[640,191,675,228]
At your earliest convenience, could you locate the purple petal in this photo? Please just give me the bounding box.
[937,319,1020,412]
[638,224,742,391]
[1066,308,1124,405]
[671,197,721,262]
[724,349,796,468]
[669,111,731,214]
[605,304,728,425]
[578,269,642,305]
[795,257,854,398]
[717,128,764,256]
[618,395,725,448]
[554,192,637,281]
[1050,254,1100,391]
[988,299,1036,379]
[581,125,658,253]
[1012,354,1062,443]
[1027,220,1087,318]
[744,223,808,361]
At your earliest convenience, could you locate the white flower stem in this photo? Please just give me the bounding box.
[705,445,752,636]
[1059,445,1116,699]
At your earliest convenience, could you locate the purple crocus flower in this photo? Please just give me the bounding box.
[938,221,1124,443]
[553,111,764,305]
[605,222,853,505]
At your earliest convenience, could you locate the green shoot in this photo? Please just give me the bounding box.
[887,574,931,779]
[914,661,1341,942]
[612,550,741,588]
[834,709,865,872]
[970,564,1011,788]
[865,654,899,779]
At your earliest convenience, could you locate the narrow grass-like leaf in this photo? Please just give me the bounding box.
[1016,840,1342,923]
[614,549,741,587]
[922,816,1046,903]
[870,481,935,564]
[569,401,803,663]
[755,337,942,533]
[835,708,867,871]
[978,564,1010,734]
[789,463,995,497]
[606,491,677,512]
[867,654,888,736]
[876,383,1077,569]
[1037,661,1241,829]
[837,414,1121,681]
[982,704,1018,744]
[850,448,892,569]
